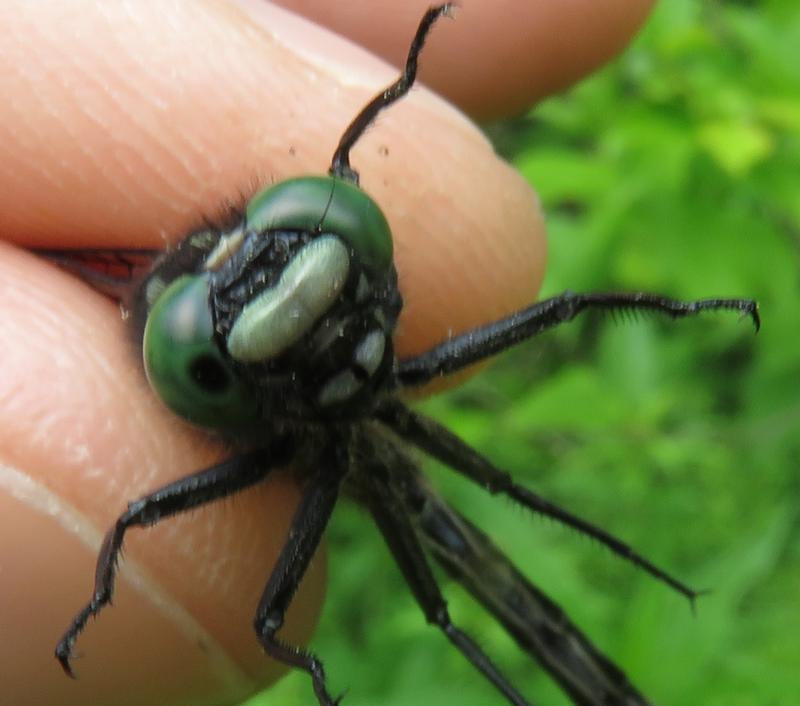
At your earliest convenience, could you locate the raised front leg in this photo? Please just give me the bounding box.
[396,292,759,386]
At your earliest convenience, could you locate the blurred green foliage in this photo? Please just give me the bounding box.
[244,1,799,705]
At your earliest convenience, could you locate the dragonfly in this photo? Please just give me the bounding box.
[41,5,760,706]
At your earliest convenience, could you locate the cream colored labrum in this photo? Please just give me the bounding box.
[227,235,351,362]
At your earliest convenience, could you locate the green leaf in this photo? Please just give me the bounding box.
[696,119,774,176]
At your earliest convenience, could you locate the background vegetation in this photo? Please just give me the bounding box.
[244,1,799,704]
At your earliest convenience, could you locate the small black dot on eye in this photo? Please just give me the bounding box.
[189,355,231,393]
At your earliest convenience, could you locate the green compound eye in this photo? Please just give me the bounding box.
[143,275,259,429]
[246,176,393,273]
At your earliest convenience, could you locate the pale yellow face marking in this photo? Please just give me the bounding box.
[227,236,350,362]
[203,229,246,272]
[318,370,362,407]
[355,330,386,377]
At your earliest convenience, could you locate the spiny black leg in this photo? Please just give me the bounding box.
[329,3,454,182]
[393,461,652,706]
[376,398,699,604]
[396,292,760,387]
[252,447,348,706]
[358,455,533,706]
[55,441,292,675]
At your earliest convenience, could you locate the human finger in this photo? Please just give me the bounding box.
[268,0,656,120]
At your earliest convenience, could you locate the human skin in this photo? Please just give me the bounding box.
[0,1,653,705]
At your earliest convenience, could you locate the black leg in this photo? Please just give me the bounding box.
[393,461,653,706]
[329,4,454,182]
[356,447,533,706]
[376,398,699,603]
[252,444,348,706]
[55,441,293,675]
[396,292,760,386]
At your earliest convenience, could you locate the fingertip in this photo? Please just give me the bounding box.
[268,0,656,120]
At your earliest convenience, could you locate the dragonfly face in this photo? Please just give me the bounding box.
[137,176,401,429]
[50,5,759,706]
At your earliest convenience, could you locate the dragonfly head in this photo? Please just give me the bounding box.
[140,176,402,430]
